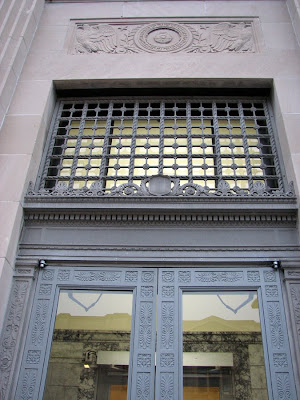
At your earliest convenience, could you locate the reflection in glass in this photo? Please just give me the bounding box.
[182,292,268,400]
[43,291,133,400]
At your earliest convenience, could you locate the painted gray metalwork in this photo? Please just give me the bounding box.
[155,267,297,400]
[32,98,291,199]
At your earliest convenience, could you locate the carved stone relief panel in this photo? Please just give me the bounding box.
[70,18,259,55]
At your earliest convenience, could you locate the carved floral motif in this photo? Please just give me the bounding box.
[161,303,174,350]
[74,271,121,282]
[160,353,175,368]
[276,373,292,399]
[125,271,138,282]
[160,373,174,400]
[73,20,256,54]
[0,281,28,400]
[136,373,150,400]
[195,271,243,282]
[31,300,49,346]
[273,353,288,368]
[57,270,70,281]
[247,271,260,282]
[139,303,153,350]
[137,354,151,368]
[268,302,284,349]
[141,286,154,298]
[21,369,37,400]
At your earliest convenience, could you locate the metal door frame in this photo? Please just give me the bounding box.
[12,265,297,400]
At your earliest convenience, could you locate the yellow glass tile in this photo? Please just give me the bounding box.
[81,139,91,146]
[176,120,187,126]
[148,138,159,146]
[88,168,100,177]
[164,127,174,135]
[84,121,94,127]
[222,168,234,175]
[73,181,85,189]
[69,129,79,136]
[149,127,160,135]
[93,139,104,146]
[149,120,160,127]
[134,159,145,167]
[191,137,202,146]
[221,159,232,166]
[193,179,206,186]
[75,168,86,177]
[65,148,75,155]
[60,168,71,176]
[105,180,116,189]
[134,168,146,175]
[177,159,188,167]
[120,138,132,146]
[219,127,229,135]
[193,167,205,175]
[176,138,187,146]
[70,121,80,127]
[176,127,187,134]
[117,168,128,176]
[83,129,93,136]
[220,147,231,155]
[135,147,147,155]
[177,167,188,175]
[79,148,90,156]
[163,167,174,175]
[206,168,215,176]
[176,147,187,155]
[235,158,246,166]
[191,120,201,127]
[232,138,243,146]
[62,159,73,167]
[122,128,133,135]
[206,180,216,188]
[231,128,242,135]
[252,168,263,176]
[219,138,230,146]
[148,159,159,167]
[119,147,131,156]
[163,158,174,166]
[245,119,255,126]
[90,159,101,167]
[148,167,158,175]
[250,158,262,166]
[164,147,175,155]
[148,147,159,155]
[106,168,116,177]
[96,120,106,128]
[95,128,106,136]
[118,159,130,167]
[137,119,150,127]
[164,138,175,146]
[112,128,121,136]
[204,147,213,155]
[246,128,256,135]
[135,138,147,146]
[233,147,245,155]
[225,180,235,188]
[235,168,247,176]
[237,180,249,189]
[67,139,77,147]
[206,158,214,166]
[91,147,103,155]
[204,138,213,145]
[247,138,258,145]
[136,128,147,135]
[77,159,88,167]
[249,147,260,155]
[218,120,228,127]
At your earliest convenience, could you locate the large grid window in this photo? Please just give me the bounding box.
[40,98,283,195]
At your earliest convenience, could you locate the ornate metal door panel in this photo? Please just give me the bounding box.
[12,266,297,399]
[156,267,297,400]
[13,267,157,400]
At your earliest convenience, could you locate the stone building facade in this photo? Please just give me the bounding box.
[1,0,300,399]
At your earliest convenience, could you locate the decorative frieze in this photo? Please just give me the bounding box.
[71,18,259,55]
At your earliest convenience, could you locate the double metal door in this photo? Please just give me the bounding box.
[14,266,297,400]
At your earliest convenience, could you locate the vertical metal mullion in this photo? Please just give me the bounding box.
[128,102,139,183]
[158,101,165,175]
[186,102,193,183]
[212,102,223,186]
[69,102,89,190]
[238,101,254,192]
[263,101,284,191]
[99,102,114,190]
[38,101,64,190]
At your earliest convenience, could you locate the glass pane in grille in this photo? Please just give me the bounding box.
[42,99,281,194]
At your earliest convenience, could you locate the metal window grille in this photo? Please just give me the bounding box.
[38,98,284,196]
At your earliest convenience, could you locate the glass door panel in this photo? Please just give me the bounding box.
[43,290,133,400]
[182,292,267,400]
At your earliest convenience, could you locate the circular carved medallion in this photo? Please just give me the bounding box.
[135,22,192,53]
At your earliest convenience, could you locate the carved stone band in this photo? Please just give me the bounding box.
[72,18,257,54]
